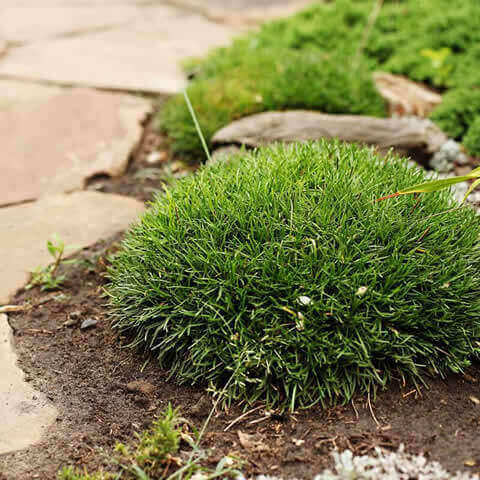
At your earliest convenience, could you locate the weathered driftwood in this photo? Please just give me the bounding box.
[212,111,448,157]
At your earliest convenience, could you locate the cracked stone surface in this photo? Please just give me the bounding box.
[0,88,151,206]
[0,5,236,94]
[0,313,58,454]
[0,191,144,305]
[0,79,64,110]
[167,0,311,25]
[0,6,140,44]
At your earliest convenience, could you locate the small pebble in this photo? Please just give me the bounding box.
[80,318,98,330]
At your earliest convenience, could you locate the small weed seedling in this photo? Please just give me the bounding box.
[26,234,79,291]
[58,404,240,480]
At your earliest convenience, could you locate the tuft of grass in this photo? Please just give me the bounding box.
[58,404,239,480]
[106,141,480,410]
[159,0,480,159]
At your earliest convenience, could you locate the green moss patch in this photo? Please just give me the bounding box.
[106,141,480,409]
[158,0,480,160]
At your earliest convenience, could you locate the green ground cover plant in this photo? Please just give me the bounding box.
[158,0,480,159]
[59,404,239,480]
[106,141,480,410]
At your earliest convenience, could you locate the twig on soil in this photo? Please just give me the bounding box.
[224,405,263,432]
[351,398,359,420]
[0,304,31,313]
[367,390,380,427]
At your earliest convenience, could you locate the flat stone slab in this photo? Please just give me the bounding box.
[0,79,63,110]
[170,0,311,25]
[0,6,139,43]
[0,88,150,206]
[0,313,57,454]
[0,191,144,304]
[0,6,235,94]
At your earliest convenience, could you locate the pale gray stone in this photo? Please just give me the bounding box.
[0,6,235,94]
[0,88,151,206]
[0,191,144,304]
[0,313,57,454]
[0,6,139,43]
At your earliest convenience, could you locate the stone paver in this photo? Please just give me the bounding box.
[0,88,151,206]
[0,5,236,95]
[169,0,311,24]
[0,191,144,305]
[0,314,58,454]
[0,80,63,110]
[0,6,139,44]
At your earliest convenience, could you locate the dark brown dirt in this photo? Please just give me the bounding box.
[0,236,479,480]
[85,114,198,203]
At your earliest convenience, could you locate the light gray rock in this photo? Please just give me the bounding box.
[0,191,144,304]
[0,6,139,43]
[430,139,462,173]
[0,6,235,94]
[165,0,312,27]
[80,318,98,329]
[212,111,448,157]
[0,313,57,454]
[0,88,151,206]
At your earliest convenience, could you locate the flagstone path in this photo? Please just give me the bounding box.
[0,0,308,459]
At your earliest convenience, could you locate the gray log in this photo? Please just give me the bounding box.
[212,111,447,156]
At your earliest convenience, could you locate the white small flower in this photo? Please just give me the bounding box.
[356,286,368,297]
[297,295,312,306]
[296,312,305,331]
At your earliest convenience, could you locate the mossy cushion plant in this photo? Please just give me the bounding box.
[159,49,385,160]
[159,0,480,159]
[107,141,480,409]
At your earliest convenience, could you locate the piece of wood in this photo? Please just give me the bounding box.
[212,111,447,156]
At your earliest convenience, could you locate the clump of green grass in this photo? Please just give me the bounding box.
[159,0,480,159]
[106,141,480,410]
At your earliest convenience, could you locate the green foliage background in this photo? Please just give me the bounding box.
[159,0,480,159]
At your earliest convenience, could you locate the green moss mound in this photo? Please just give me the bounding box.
[159,0,480,159]
[107,141,480,409]
[464,117,480,157]
[160,49,385,160]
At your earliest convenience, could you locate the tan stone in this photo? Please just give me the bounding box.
[0,88,151,206]
[164,0,312,27]
[0,191,144,304]
[0,80,63,110]
[0,313,57,454]
[0,6,235,94]
[0,6,139,43]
